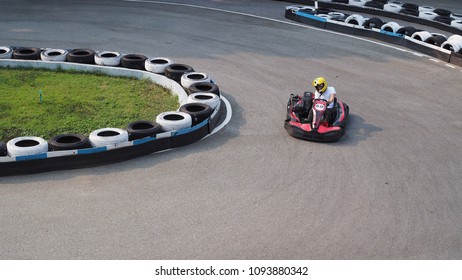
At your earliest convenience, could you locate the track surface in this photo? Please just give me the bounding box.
[0,0,461,259]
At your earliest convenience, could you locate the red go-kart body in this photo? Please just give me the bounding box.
[284,92,349,142]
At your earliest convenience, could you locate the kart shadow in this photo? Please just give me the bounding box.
[331,113,382,147]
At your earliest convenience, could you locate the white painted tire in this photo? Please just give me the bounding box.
[328,12,346,21]
[451,20,462,30]
[411,31,433,41]
[180,72,211,89]
[345,14,365,26]
[145,57,174,74]
[348,0,367,7]
[447,35,462,43]
[187,93,221,110]
[40,49,68,62]
[418,6,434,12]
[419,11,438,20]
[451,13,462,21]
[7,136,48,157]
[89,128,129,147]
[441,40,462,53]
[381,22,401,33]
[0,46,13,59]
[383,4,402,13]
[156,111,192,131]
[95,51,122,66]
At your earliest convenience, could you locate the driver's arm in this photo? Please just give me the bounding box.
[327,93,336,105]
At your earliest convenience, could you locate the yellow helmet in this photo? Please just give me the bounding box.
[312,77,327,93]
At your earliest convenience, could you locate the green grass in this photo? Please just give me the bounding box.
[0,67,179,142]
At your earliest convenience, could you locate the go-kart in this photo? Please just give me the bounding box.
[284,92,349,142]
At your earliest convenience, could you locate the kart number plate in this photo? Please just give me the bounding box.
[314,103,325,111]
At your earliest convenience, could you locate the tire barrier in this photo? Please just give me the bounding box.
[156,112,192,132]
[6,137,48,157]
[441,35,462,53]
[179,103,213,126]
[435,16,453,25]
[187,81,221,96]
[365,2,384,9]
[284,3,462,66]
[126,120,162,141]
[328,12,346,21]
[383,3,402,13]
[433,9,452,17]
[41,49,68,62]
[349,0,367,7]
[424,34,447,47]
[48,134,91,151]
[0,141,7,157]
[418,6,434,12]
[419,11,438,20]
[363,17,384,29]
[180,72,211,89]
[401,3,419,11]
[280,0,462,36]
[13,47,41,60]
[95,51,122,66]
[0,46,13,59]
[411,31,432,42]
[400,8,419,17]
[164,63,194,82]
[187,93,221,110]
[121,54,147,70]
[345,14,366,26]
[0,44,228,176]
[67,48,96,64]
[451,20,462,30]
[89,128,129,147]
[396,26,418,36]
[145,57,174,74]
[381,22,401,33]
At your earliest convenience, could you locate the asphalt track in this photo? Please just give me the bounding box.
[0,0,461,259]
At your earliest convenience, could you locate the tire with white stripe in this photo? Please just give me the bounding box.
[145,57,174,74]
[156,112,192,131]
[181,72,211,89]
[7,136,48,157]
[95,51,122,66]
[0,46,13,59]
[187,93,221,110]
[41,49,68,62]
[89,128,129,147]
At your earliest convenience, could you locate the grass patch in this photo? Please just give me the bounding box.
[0,67,179,141]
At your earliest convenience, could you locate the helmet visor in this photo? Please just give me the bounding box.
[315,83,324,92]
